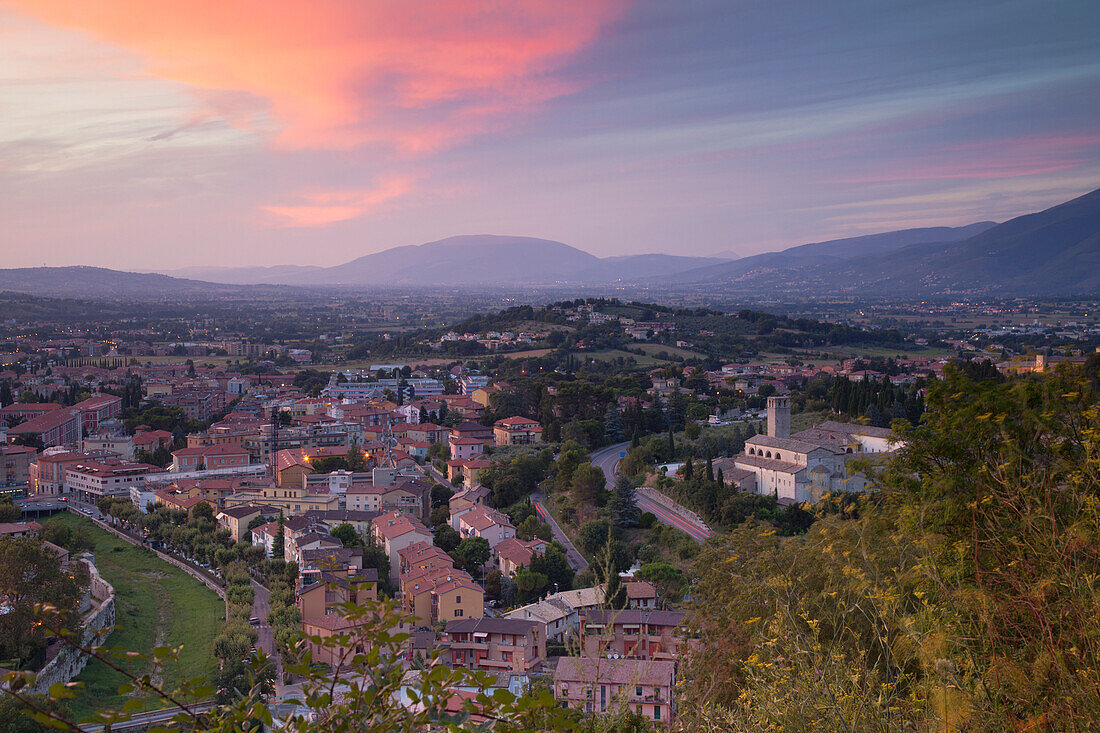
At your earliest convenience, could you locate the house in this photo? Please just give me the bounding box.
[445,458,492,489]
[29,450,89,496]
[447,435,491,461]
[286,530,342,565]
[71,394,122,431]
[154,489,212,520]
[492,417,543,446]
[171,444,250,472]
[0,521,43,538]
[400,561,483,627]
[450,421,493,441]
[302,509,377,537]
[274,448,313,488]
[65,458,164,504]
[132,429,173,453]
[298,547,365,588]
[298,568,379,619]
[6,408,79,448]
[579,609,688,662]
[344,472,431,519]
[554,657,675,724]
[301,612,410,667]
[623,581,659,610]
[442,617,546,674]
[216,505,271,542]
[251,520,282,558]
[458,506,516,552]
[502,597,574,643]
[370,510,433,581]
[495,537,547,577]
[405,423,445,444]
[1,444,36,488]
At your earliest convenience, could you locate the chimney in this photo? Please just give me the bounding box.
[767,396,790,439]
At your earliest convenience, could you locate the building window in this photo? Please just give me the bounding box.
[654,705,660,720]
[636,686,643,697]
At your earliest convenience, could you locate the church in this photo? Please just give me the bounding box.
[731,396,902,504]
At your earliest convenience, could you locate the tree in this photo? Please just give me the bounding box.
[609,475,640,531]
[517,515,552,542]
[634,561,686,603]
[577,519,611,555]
[273,511,285,560]
[0,381,12,408]
[330,523,363,548]
[0,537,89,665]
[345,445,367,472]
[0,498,20,523]
[571,463,607,507]
[451,537,491,574]
[529,543,574,592]
[514,566,549,603]
[434,525,461,553]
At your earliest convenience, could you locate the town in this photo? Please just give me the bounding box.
[3,293,1099,729]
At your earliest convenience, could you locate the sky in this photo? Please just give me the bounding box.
[1,0,1099,270]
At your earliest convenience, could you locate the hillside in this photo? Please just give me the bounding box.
[0,266,241,299]
[667,222,996,284]
[165,237,733,285]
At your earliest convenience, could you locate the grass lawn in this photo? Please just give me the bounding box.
[52,513,223,719]
[582,349,664,367]
[632,343,707,361]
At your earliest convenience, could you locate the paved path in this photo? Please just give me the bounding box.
[530,493,588,572]
[590,441,713,543]
[250,580,287,693]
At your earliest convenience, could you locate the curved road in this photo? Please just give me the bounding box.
[591,442,713,543]
[531,493,588,572]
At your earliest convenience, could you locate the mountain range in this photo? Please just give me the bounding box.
[1,186,1097,297]
[164,236,735,285]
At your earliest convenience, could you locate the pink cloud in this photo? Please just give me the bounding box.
[4,1,625,152]
[261,176,415,227]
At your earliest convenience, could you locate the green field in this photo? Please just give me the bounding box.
[53,513,224,719]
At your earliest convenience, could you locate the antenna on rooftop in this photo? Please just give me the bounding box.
[381,412,395,469]
[270,405,279,481]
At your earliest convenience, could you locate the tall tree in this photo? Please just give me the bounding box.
[609,475,640,531]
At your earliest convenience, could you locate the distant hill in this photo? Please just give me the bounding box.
[165,264,322,285]
[0,266,240,299]
[862,187,1100,294]
[164,236,731,286]
[667,222,996,285]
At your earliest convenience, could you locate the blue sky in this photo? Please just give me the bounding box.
[1,0,1098,268]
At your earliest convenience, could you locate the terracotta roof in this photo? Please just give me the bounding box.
[494,416,540,427]
[444,617,537,636]
[554,656,675,687]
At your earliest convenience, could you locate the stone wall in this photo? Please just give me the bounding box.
[31,558,116,695]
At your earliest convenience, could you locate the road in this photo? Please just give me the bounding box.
[530,493,589,572]
[591,441,713,543]
[251,580,286,692]
[635,492,712,542]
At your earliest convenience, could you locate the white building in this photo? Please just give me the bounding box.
[733,396,902,503]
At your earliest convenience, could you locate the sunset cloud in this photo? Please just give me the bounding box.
[3,0,624,152]
[261,177,415,227]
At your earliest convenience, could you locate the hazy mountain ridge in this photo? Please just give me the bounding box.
[4,188,1098,296]
[163,237,736,285]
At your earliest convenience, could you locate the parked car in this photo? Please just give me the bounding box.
[249,617,261,626]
